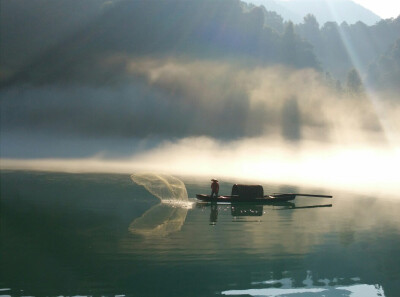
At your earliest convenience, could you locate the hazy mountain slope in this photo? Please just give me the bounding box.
[244,0,381,25]
[294,15,400,78]
[0,0,319,87]
[244,0,300,21]
[0,0,113,78]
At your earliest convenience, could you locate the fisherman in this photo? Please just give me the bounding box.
[210,179,219,199]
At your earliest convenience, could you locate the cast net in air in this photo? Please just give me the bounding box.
[130,173,189,203]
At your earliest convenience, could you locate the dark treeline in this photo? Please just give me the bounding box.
[245,4,400,92]
[293,14,400,91]
[2,0,399,91]
[366,39,400,91]
[1,0,320,87]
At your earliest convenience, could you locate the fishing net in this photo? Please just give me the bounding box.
[130,173,188,202]
[129,173,190,236]
[128,203,188,236]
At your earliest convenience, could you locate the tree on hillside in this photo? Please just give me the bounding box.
[296,14,321,52]
[264,10,284,34]
[366,38,400,91]
[391,38,400,64]
[280,21,319,69]
[346,68,364,95]
[282,96,301,141]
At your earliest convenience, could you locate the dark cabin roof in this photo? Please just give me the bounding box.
[231,184,264,199]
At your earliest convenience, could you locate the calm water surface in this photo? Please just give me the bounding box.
[1,171,400,296]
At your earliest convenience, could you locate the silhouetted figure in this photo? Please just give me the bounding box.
[210,179,219,199]
[210,203,218,225]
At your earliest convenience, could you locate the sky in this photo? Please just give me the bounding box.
[280,0,400,19]
[344,0,399,18]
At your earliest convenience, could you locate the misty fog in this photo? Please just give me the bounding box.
[1,0,400,196]
[2,58,400,195]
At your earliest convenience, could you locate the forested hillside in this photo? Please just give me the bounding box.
[1,0,399,92]
[245,0,381,25]
[1,0,319,87]
[294,14,400,90]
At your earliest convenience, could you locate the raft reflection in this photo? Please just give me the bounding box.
[197,202,332,224]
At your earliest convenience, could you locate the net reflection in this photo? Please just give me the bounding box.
[129,203,190,236]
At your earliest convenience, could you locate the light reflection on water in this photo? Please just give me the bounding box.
[1,171,400,296]
[222,272,385,296]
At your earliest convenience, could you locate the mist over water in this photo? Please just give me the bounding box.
[1,60,400,196]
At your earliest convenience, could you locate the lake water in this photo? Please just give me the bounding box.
[1,171,400,297]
